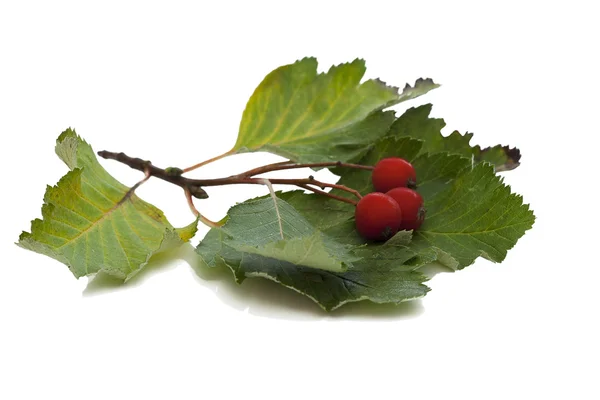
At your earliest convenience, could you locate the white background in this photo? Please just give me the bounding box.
[1,1,598,399]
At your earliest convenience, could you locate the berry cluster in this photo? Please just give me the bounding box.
[355,157,425,241]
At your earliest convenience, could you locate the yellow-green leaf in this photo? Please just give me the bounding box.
[233,57,438,163]
[17,129,197,280]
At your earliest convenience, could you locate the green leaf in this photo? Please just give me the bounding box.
[195,191,435,310]
[195,187,441,310]
[197,227,430,311]
[286,150,533,271]
[14,58,535,314]
[274,191,366,246]
[17,129,197,280]
[201,196,360,273]
[278,191,437,268]
[408,152,471,200]
[411,158,535,269]
[276,190,355,231]
[233,58,438,163]
[477,145,521,172]
[390,105,521,171]
[201,140,534,310]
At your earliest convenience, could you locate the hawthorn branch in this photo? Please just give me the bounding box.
[97,151,209,199]
[97,150,363,220]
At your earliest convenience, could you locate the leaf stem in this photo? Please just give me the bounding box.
[258,178,284,239]
[237,160,373,177]
[184,188,221,228]
[115,164,152,207]
[258,178,362,200]
[182,149,235,173]
[297,184,358,206]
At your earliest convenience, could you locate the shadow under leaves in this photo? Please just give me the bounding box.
[83,243,433,321]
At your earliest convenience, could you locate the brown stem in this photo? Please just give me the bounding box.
[237,160,373,178]
[115,164,152,207]
[236,160,294,177]
[182,149,234,173]
[97,150,364,220]
[297,184,358,206]
[97,151,209,199]
[184,189,221,228]
[261,178,363,199]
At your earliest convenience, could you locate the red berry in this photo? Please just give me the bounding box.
[354,193,402,241]
[386,187,425,230]
[372,157,417,192]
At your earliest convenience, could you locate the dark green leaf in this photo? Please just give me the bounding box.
[390,105,521,171]
[412,159,535,269]
[201,196,360,272]
[287,150,533,271]
[197,228,430,311]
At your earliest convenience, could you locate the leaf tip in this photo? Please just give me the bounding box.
[57,127,77,142]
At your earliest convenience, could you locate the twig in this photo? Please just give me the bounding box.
[184,188,221,228]
[263,178,363,200]
[237,160,373,178]
[97,151,209,199]
[115,164,152,207]
[98,150,363,219]
[297,184,358,206]
[182,150,234,173]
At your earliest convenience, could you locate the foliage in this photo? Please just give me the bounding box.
[17,58,534,311]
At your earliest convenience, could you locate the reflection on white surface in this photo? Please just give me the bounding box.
[83,244,424,321]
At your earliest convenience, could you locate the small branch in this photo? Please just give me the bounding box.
[184,189,200,217]
[263,178,362,200]
[237,160,373,178]
[115,164,152,207]
[297,184,358,206]
[98,150,363,215]
[130,164,152,191]
[184,189,221,228]
[182,150,234,173]
[97,151,209,199]
[258,178,284,239]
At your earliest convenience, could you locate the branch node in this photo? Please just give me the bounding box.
[165,167,183,176]
[184,188,220,228]
[188,184,209,199]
